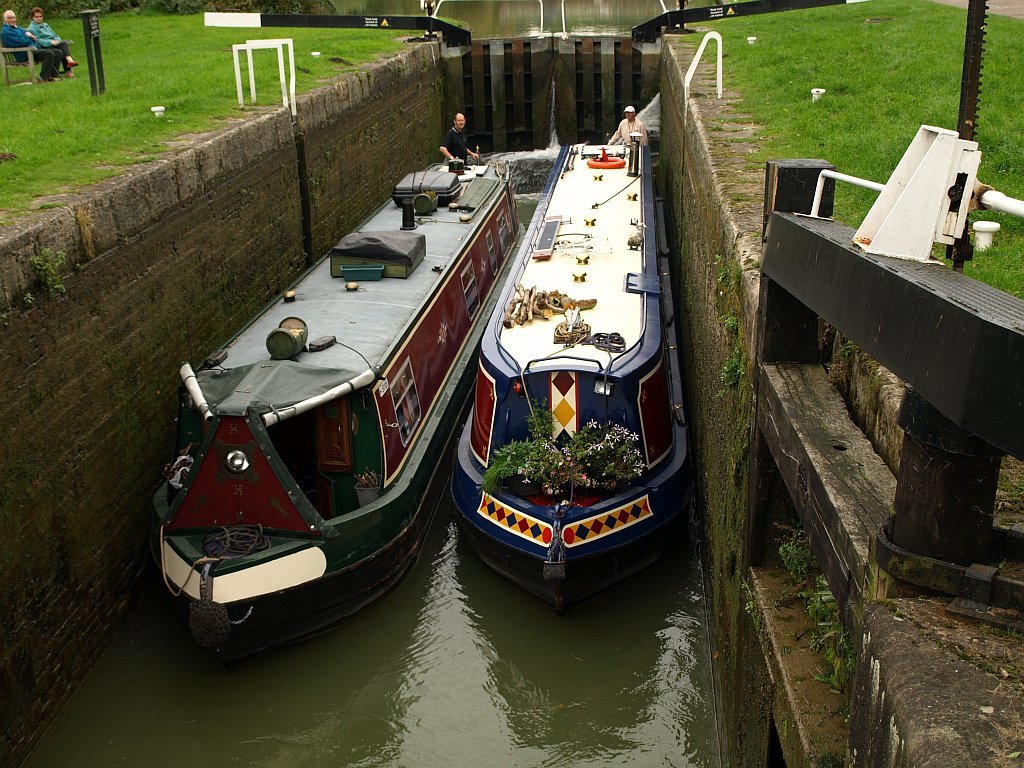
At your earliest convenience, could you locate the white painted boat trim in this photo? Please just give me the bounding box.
[162,541,328,602]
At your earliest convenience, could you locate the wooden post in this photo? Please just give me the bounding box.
[889,386,1001,566]
[762,159,836,240]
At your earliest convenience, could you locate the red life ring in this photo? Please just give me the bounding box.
[587,147,626,169]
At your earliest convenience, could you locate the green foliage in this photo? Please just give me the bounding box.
[29,248,67,298]
[807,575,856,694]
[482,440,529,493]
[482,408,646,497]
[719,342,745,389]
[0,11,407,218]
[710,0,1024,298]
[777,524,856,695]
[778,525,816,584]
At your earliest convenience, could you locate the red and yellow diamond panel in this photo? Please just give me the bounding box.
[478,493,553,546]
[477,493,654,549]
[561,495,653,548]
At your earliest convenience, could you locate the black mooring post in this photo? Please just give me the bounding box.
[889,386,1002,567]
[762,158,835,240]
[79,9,105,96]
[756,160,836,365]
[749,160,836,562]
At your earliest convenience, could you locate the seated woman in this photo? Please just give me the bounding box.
[26,6,76,77]
[2,8,61,80]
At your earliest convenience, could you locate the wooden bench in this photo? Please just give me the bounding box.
[1,47,38,85]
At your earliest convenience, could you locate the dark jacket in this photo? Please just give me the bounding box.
[2,23,41,63]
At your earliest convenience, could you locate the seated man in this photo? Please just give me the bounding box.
[2,9,62,81]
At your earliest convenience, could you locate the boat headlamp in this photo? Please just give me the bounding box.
[594,380,615,397]
[225,450,250,473]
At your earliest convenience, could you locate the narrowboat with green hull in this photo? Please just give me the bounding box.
[153,161,518,662]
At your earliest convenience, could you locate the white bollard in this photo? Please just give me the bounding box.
[151,106,166,117]
[747,36,757,44]
[973,220,1000,250]
[811,88,826,102]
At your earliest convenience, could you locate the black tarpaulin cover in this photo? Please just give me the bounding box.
[329,231,426,268]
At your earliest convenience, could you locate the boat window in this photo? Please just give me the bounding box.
[486,230,497,272]
[390,359,422,446]
[316,397,353,472]
[461,262,480,319]
[498,212,512,253]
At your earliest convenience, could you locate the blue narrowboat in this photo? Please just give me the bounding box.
[451,144,694,610]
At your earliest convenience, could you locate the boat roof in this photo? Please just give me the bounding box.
[214,164,507,379]
[494,145,653,372]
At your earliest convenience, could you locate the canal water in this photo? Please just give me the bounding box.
[26,505,720,767]
[330,0,673,38]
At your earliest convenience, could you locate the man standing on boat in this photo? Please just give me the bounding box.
[608,106,649,146]
[440,113,480,164]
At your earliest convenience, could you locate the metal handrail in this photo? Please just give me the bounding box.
[683,31,722,109]
[809,170,1024,221]
[810,169,884,218]
[434,0,544,34]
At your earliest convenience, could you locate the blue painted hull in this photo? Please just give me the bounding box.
[451,144,694,610]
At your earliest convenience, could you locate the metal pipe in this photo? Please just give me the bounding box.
[262,369,377,427]
[683,31,723,109]
[980,189,1024,218]
[179,363,214,423]
[810,169,884,218]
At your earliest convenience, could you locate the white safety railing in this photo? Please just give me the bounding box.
[810,170,885,218]
[810,170,1024,221]
[232,38,296,118]
[980,189,1024,218]
[433,0,544,34]
[683,31,722,107]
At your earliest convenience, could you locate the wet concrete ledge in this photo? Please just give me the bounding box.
[659,33,1024,768]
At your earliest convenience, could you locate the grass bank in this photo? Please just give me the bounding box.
[0,10,406,219]
[703,0,1024,298]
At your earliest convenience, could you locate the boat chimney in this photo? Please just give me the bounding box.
[627,134,641,178]
[401,198,417,230]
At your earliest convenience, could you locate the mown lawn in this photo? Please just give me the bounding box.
[0,9,407,219]
[702,0,1024,297]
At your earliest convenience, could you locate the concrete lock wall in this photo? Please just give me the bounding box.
[0,44,444,768]
[658,38,774,766]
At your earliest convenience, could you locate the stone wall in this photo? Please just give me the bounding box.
[0,43,444,768]
[660,32,1023,768]
[659,37,773,765]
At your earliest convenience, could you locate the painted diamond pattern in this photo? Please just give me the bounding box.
[552,371,576,395]
[561,495,654,548]
[553,399,576,430]
[476,493,552,547]
[549,371,577,438]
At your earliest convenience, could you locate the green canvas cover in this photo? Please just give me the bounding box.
[197,361,364,415]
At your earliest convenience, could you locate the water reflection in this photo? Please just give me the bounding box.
[27,501,718,768]
[330,0,672,38]
[456,518,717,767]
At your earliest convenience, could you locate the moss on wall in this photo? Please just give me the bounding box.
[0,44,445,768]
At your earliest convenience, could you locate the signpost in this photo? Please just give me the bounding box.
[80,9,105,95]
